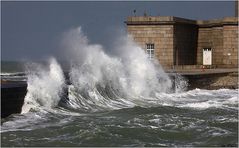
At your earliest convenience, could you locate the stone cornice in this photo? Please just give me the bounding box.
[125,16,197,25]
[197,17,238,27]
[125,16,238,27]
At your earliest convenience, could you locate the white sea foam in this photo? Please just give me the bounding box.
[1,72,27,81]
[61,27,173,111]
[21,58,65,113]
[0,72,25,76]
[155,88,238,110]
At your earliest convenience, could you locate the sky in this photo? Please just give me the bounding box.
[1,1,235,61]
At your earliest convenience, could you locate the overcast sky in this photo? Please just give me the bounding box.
[1,1,235,61]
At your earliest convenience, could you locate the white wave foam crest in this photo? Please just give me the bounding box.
[69,27,171,95]
[21,58,65,113]
[61,27,172,111]
[154,89,238,110]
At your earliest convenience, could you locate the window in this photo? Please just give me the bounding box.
[146,43,155,60]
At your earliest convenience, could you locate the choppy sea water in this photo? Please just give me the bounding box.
[1,85,238,147]
[1,27,238,147]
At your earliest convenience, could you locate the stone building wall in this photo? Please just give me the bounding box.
[126,16,198,68]
[197,27,224,66]
[211,27,224,66]
[222,25,238,67]
[126,16,238,69]
[197,18,238,68]
[127,25,174,68]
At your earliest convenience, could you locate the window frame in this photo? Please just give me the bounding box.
[146,43,155,60]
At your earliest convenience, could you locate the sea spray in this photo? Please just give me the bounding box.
[21,58,65,113]
[21,26,186,113]
[61,27,173,111]
[174,73,188,93]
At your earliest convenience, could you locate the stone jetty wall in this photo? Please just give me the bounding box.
[184,72,238,90]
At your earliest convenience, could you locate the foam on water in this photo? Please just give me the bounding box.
[21,58,65,113]
[1,72,27,81]
[156,88,238,110]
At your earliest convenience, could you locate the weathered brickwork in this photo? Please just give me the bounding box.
[127,25,174,67]
[197,27,224,66]
[126,16,238,69]
[197,18,238,68]
[222,25,238,67]
[211,27,224,66]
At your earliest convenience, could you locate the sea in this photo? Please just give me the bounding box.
[1,28,238,147]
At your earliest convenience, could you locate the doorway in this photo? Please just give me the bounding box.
[203,48,212,65]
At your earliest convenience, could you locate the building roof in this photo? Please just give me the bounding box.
[197,17,238,27]
[126,16,238,27]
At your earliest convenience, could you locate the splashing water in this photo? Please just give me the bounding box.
[63,27,173,112]
[21,27,174,113]
[21,58,65,113]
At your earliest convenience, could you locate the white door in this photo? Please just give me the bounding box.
[203,48,212,65]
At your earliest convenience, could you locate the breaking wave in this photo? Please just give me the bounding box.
[21,58,66,113]
[21,27,237,114]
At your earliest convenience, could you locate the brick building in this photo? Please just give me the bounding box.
[125,16,238,69]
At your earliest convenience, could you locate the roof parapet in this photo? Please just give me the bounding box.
[197,17,238,27]
[126,16,197,25]
[126,16,238,27]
